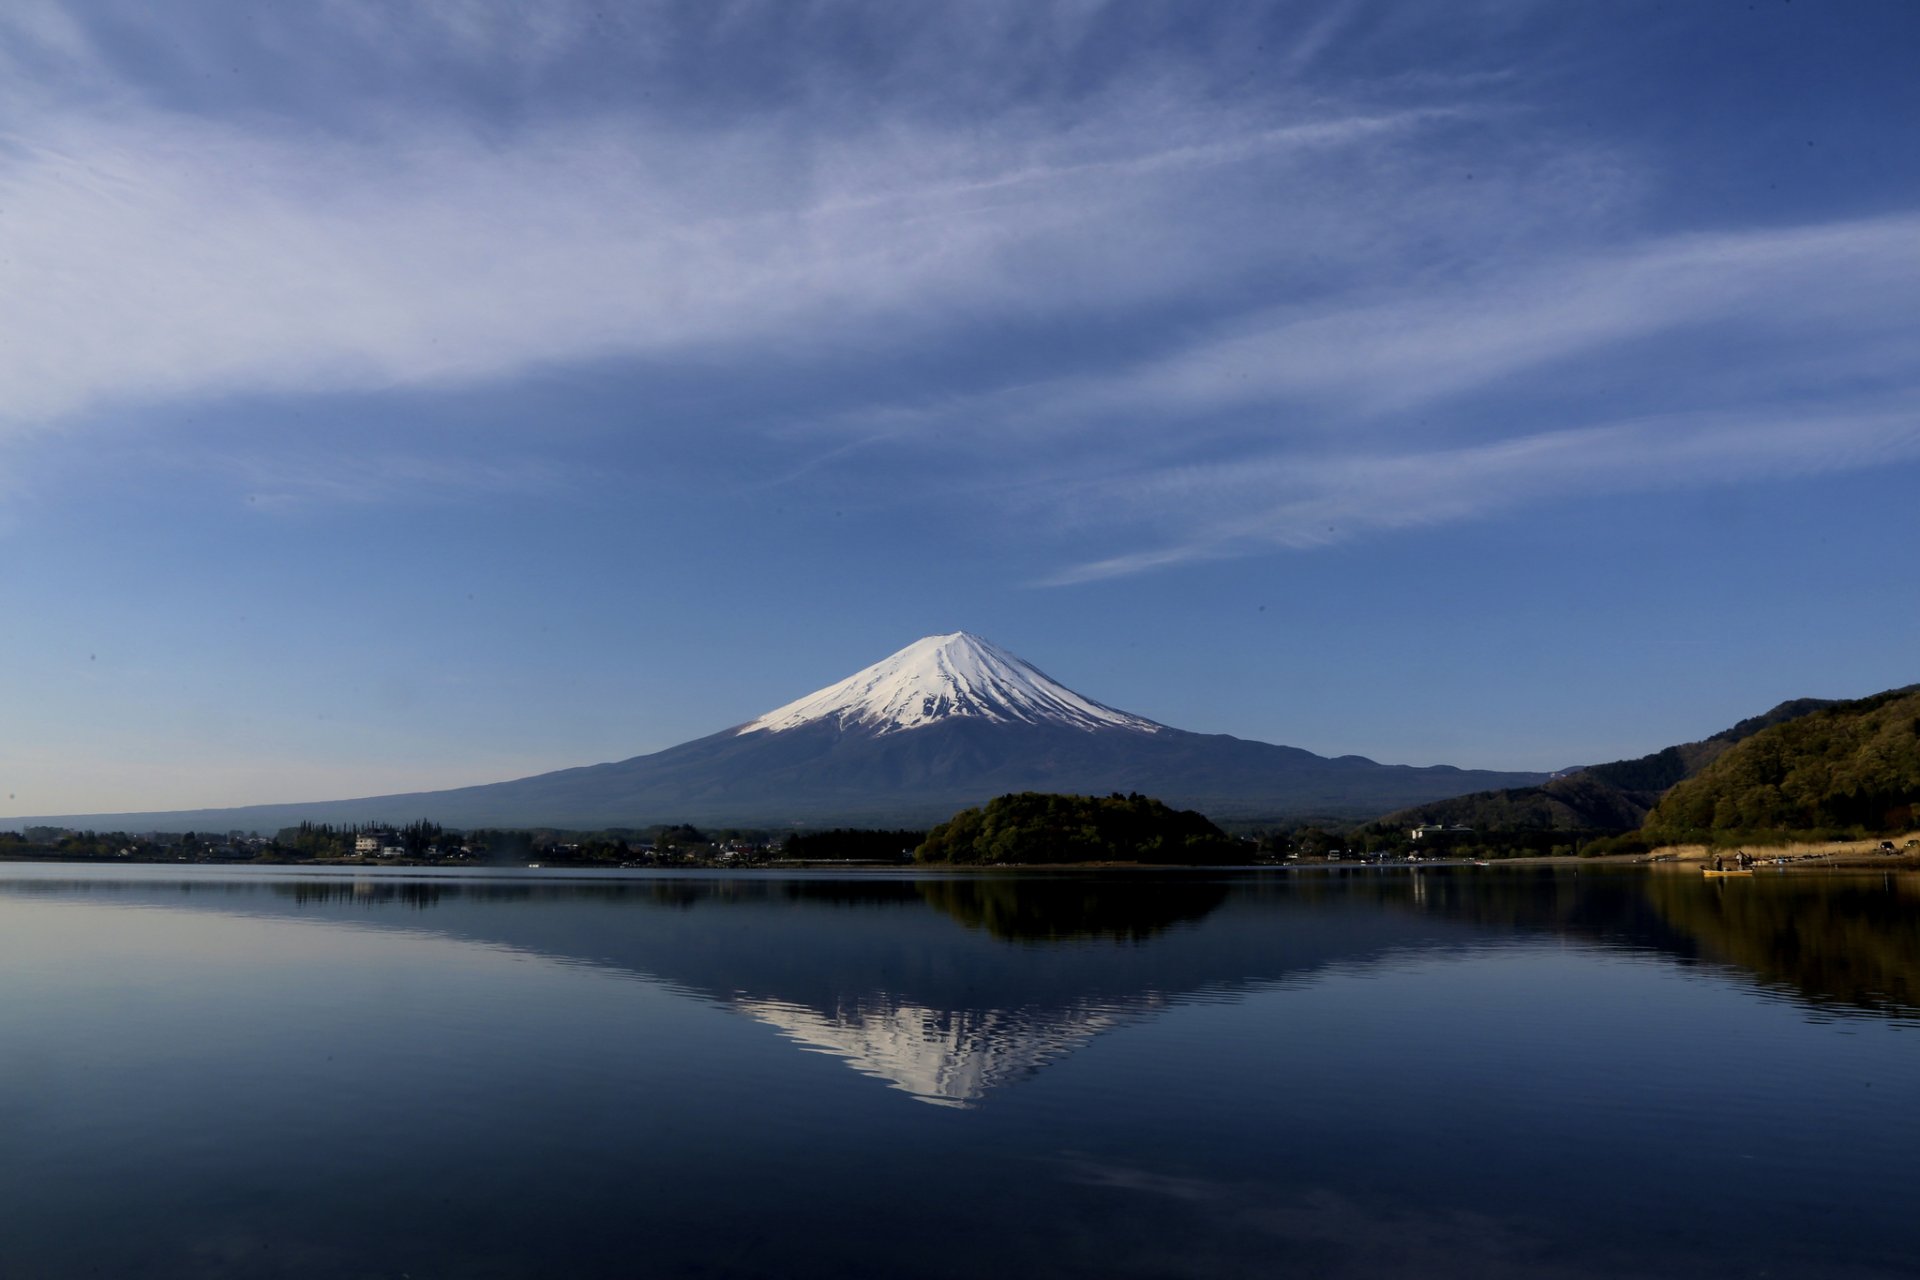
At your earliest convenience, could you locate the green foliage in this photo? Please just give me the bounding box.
[1378,769,1664,839]
[2,829,184,861]
[1379,693,1861,841]
[1575,831,1656,857]
[1581,746,1695,793]
[275,820,351,858]
[915,792,1245,866]
[649,823,707,849]
[270,819,448,859]
[1645,688,1920,839]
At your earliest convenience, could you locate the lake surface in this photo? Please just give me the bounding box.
[1,863,1915,1279]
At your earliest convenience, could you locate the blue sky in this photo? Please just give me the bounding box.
[3,1,1918,815]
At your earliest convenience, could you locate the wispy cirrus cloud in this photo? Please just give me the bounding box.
[0,92,1486,435]
[828,210,1920,450]
[1034,399,1920,584]
[0,0,1584,453]
[222,450,569,510]
[774,206,1920,582]
[3,0,1913,593]
[1056,213,1920,426]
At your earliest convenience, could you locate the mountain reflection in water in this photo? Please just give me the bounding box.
[4,865,1915,1109]
[4,863,1916,1280]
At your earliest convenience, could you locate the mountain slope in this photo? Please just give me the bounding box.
[14,632,1549,831]
[1375,695,1842,835]
[1644,686,1920,836]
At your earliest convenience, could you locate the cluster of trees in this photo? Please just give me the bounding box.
[0,820,795,867]
[1644,687,1920,842]
[0,829,147,859]
[463,824,773,864]
[916,792,1246,866]
[273,820,451,859]
[1322,823,1589,860]
[1365,693,1868,852]
[1371,772,1657,839]
[267,821,790,865]
[0,828,281,860]
[1346,685,1917,854]
[275,822,350,858]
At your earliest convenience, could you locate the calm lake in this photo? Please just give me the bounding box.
[1,863,1914,1279]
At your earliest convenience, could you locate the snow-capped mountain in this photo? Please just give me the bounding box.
[18,632,1551,831]
[739,632,1161,737]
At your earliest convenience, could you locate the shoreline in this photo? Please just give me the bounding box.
[1631,834,1920,872]
[5,842,1918,874]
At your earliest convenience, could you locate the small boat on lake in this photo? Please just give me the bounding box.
[1702,868,1754,878]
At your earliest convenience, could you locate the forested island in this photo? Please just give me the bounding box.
[915,791,1246,865]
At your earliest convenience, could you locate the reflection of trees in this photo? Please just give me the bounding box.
[0,874,937,915]
[1312,869,1695,950]
[1336,866,1920,1022]
[916,876,1229,943]
[267,877,929,913]
[1640,872,1920,1019]
[11,865,1915,1024]
[287,881,445,910]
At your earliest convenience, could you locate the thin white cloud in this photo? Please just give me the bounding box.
[0,0,87,63]
[1036,400,1920,584]
[764,202,1920,580]
[1121,214,1920,419]
[222,450,568,510]
[840,210,1920,449]
[0,91,1466,434]
[4,0,1912,591]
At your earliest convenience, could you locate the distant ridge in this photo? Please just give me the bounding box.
[1376,695,1848,835]
[1645,685,1920,837]
[9,632,1548,832]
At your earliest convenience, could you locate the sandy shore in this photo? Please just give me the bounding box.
[1458,835,1920,871]
[1633,835,1920,871]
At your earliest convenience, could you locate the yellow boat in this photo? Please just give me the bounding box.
[1702,867,1754,878]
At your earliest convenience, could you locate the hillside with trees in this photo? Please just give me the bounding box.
[1642,687,1920,841]
[916,792,1245,866]
[1371,695,1842,840]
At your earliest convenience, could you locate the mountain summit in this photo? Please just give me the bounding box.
[739,632,1161,738]
[14,633,1550,831]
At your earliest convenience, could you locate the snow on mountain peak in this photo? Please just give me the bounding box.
[737,632,1162,738]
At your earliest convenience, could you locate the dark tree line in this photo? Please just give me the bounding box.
[916,792,1246,866]
[273,819,447,859]
[1645,687,1920,841]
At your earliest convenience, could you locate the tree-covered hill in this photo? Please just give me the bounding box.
[1643,687,1920,839]
[1373,695,1842,837]
[916,792,1246,866]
